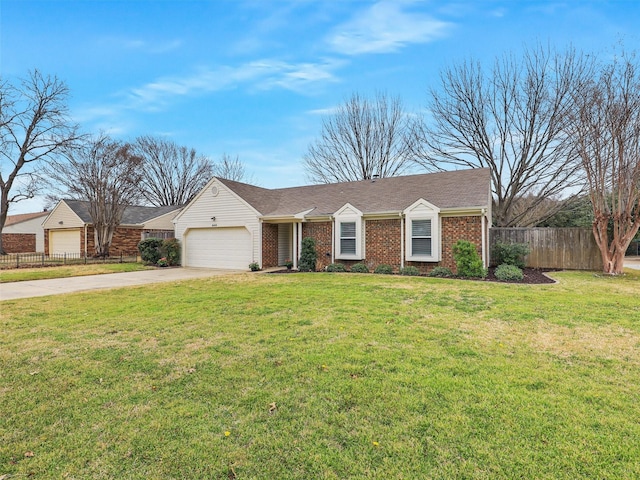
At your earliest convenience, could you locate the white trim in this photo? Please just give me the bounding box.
[404,198,441,262]
[334,203,364,260]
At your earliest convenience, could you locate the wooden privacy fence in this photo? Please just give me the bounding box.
[490,227,603,271]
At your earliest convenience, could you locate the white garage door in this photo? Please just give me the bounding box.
[184,227,252,269]
[50,229,81,255]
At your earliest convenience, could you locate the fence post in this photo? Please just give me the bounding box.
[120,252,123,263]
[64,253,66,265]
[16,254,19,269]
[42,253,45,266]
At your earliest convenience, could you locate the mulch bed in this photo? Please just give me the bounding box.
[267,267,557,284]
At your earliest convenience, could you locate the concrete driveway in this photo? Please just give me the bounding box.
[625,256,640,270]
[0,267,245,301]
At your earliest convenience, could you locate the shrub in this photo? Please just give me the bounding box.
[350,263,370,273]
[326,263,346,272]
[452,240,487,278]
[249,262,260,271]
[428,266,453,278]
[374,264,393,274]
[298,237,317,272]
[492,241,530,269]
[495,263,524,281]
[400,266,420,276]
[160,238,180,266]
[138,238,164,265]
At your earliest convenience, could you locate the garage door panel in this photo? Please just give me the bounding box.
[185,227,252,269]
[50,230,81,255]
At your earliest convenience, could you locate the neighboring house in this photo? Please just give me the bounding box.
[2,211,49,253]
[174,168,492,273]
[42,200,181,256]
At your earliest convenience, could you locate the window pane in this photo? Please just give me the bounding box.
[341,238,356,255]
[341,222,356,238]
[412,219,431,237]
[413,238,432,256]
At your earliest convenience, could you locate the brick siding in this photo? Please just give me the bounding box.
[264,215,484,273]
[262,223,279,268]
[440,216,483,272]
[364,218,402,271]
[1,233,36,253]
[302,221,332,271]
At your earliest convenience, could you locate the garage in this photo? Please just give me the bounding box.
[49,229,81,255]
[184,227,252,269]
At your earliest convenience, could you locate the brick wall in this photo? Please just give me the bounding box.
[83,226,143,256]
[1,233,36,253]
[364,218,402,271]
[302,221,332,271]
[262,223,279,268]
[285,215,483,274]
[441,215,483,272]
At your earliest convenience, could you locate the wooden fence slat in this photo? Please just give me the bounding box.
[489,227,603,270]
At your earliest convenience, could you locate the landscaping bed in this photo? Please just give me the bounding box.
[269,267,557,284]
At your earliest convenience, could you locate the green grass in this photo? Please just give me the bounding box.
[1,270,639,478]
[0,263,153,283]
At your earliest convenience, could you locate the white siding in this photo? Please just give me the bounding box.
[144,209,180,230]
[42,201,84,229]
[174,178,261,265]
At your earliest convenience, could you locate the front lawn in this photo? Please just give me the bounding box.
[1,271,639,478]
[0,263,153,283]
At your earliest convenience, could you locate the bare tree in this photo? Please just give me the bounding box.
[303,92,415,183]
[412,46,594,226]
[0,70,80,253]
[569,52,640,274]
[213,153,254,183]
[46,135,143,257]
[134,136,214,206]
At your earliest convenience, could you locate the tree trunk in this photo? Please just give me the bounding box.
[593,219,637,275]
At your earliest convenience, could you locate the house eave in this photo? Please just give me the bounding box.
[440,206,488,216]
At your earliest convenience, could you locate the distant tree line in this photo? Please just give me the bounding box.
[1,44,638,273]
[303,45,639,274]
[0,70,252,255]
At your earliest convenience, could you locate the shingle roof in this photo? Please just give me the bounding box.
[4,211,50,226]
[63,200,181,225]
[218,168,491,217]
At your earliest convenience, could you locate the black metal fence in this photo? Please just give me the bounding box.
[0,252,140,269]
[627,240,640,257]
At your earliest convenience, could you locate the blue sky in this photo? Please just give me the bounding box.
[2,0,639,214]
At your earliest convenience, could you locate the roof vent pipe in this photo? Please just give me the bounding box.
[372,174,379,182]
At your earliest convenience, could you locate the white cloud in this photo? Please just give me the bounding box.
[99,36,184,54]
[327,1,452,55]
[75,58,343,132]
[126,58,342,109]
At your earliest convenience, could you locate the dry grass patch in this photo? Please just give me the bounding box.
[462,318,640,363]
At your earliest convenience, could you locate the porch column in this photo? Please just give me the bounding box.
[292,222,298,270]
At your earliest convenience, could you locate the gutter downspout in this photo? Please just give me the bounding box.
[84,224,88,258]
[330,216,335,264]
[400,213,404,269]
[481,208,487,268]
